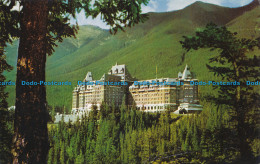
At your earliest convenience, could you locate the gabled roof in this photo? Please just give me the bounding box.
[84,72,93,81]
[109,63,126,75]
[182,64,191,79]
[108,63,134,81]
[100,73,106,81]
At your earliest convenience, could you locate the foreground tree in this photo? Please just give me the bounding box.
[13,1,50,163]
[180,23,260,159]
[1,0,149,163]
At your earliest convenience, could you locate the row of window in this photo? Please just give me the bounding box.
[135,101,170,104]
[137,106,165,110]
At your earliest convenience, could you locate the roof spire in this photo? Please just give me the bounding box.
[182,64,191,79]
[84,72,93,81]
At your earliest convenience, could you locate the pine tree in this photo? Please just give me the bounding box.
[0,70,13,163]
[0,1,18,163]
[47,147,53,164]
[75,150,84,164]
[59,143,66,164]
[100,101,107,120]
[90,104,98,122]
[128,130,140,163]
[184,127,192,152]
[120,96,127,131]
[139,129,150,162]
[192,125,200,152]
[181,23,260,159]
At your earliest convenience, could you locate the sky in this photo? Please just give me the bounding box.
[11,0,254,29]
[71,0,254,29]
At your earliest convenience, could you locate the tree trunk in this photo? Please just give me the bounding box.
[12,0,49,163]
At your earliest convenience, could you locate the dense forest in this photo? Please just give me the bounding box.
[1,99,259,163]
[46,101,259,164]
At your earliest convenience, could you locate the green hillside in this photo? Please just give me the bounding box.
[4,0,260,110]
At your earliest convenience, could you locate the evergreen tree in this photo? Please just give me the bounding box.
[127,130,140,163]
[192,125,200,151]
[170,124,179,152]
[90,104,98,122]
[47,147,53,164]
[59,143,66,164]
[184,127,192,152]
[120,96,127,131]
[139,129,150,162]
[0,1,17,162]
[100,101,107,119]
[181,23,260,159]
[0,68,13,163]
[75,150,84,164]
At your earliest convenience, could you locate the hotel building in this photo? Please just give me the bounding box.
[72,63,135,115]
[72,64,200,114]
[129,65,199,112]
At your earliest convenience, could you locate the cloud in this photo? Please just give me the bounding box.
[71,11,110,29]
[166,0,253,11]
[236,0,252,6]
[141,5,157,13]
[167,0,224,11]
[142,0,158,13]
[83,15,110,29]
[219,0,253,7]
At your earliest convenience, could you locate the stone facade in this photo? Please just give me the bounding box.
[72,64,134,115]
[72,64,200,114]
[129,65,199,112]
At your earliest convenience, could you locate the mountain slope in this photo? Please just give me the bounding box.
[5,0,260,110]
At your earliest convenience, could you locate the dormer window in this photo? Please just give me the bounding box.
[115,69,118,73]
[120,68,124,73]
